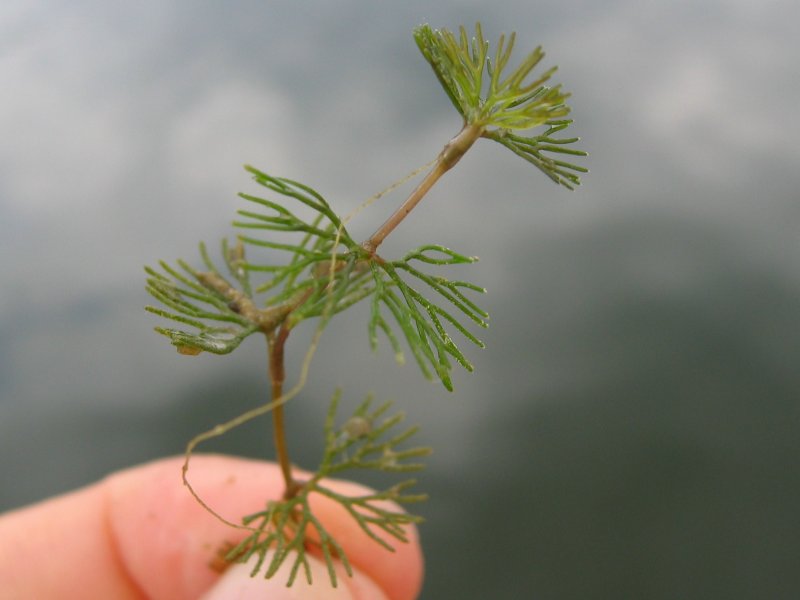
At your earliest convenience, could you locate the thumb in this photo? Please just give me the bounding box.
[201,553,391,600]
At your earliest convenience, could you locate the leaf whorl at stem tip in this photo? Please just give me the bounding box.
[414,22,587,188]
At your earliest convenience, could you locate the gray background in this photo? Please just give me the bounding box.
[2,1,799,598]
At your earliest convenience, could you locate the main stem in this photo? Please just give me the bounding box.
[268,325,299,499]
[361,122,483,255]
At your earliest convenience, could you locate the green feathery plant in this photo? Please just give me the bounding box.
[144,22,585,587]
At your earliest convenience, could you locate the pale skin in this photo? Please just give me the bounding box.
[0,455,423,600]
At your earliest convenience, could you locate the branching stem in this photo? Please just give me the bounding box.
[362,123,483,256]
[146,23,585,587]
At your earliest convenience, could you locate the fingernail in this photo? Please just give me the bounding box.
[201,553,355,600]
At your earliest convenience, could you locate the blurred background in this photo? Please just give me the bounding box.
[2,1,799,598]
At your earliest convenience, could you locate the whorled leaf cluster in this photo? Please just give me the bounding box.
[145,164,487,390]
[414,23,587,188]
[225,391,430,587]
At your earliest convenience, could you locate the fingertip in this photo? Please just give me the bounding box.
[104,455,423,600]
[105,455,288,599]
[201,553,390,600]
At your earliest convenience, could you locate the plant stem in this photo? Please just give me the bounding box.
[361,122,483,255]
[268,325,299,499]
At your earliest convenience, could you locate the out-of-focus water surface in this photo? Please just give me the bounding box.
[2,2,799,598]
